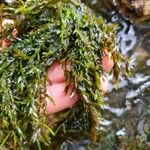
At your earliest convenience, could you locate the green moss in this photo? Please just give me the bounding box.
[0,0,130,149]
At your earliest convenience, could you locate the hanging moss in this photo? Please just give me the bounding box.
[0,0,131,149]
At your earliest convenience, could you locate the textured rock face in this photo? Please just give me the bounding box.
[116,0,150,22]
[102,0,150,22]
[83,0,150,23]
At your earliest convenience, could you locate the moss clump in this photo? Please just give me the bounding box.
[0,0,130,149]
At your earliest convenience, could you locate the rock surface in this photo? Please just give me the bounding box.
[83,0,150,23]
[116,0,150,22]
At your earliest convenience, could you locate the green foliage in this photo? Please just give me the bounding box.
[0,0,130,149]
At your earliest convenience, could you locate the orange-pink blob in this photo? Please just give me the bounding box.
[46,55,114,114]
[1,38,11,48]
[102,53,114,72]
[46,62,78,114]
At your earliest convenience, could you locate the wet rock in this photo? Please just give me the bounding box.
[61,140,91,150]
[115,0,150,22]
[83,0,150,23]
